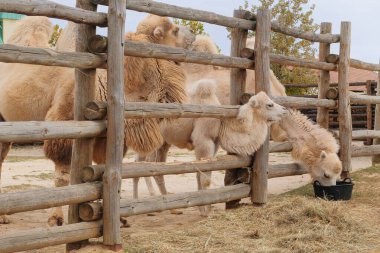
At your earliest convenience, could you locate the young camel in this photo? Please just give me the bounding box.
[279,110,342,186]
[0,15,192,225]
[135,79,288,216]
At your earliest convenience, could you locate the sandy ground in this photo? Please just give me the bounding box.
[0,143,373,252]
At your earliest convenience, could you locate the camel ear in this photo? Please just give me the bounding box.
[153,26,164,40]
[249,96,258,108]
[320,150,327,160]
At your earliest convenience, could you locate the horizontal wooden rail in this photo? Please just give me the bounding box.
[0,0,107,27]
[124,40,254,69]
[0,182,102,215]
[93,0,339,43]
[91,0,255,30]
[350,93,380,104]
[269,141,293,152]
[0,121,106,142]
[82,154,306,182]
[120,184,251,217]
[85,97,336,120]
[243,94,337,109]
[270,53,336,71]
[82,155,251,182]
[326,54,380,72]
[284,81,376,88]
[352,130,380,139]
[351,144,380,157]
[0,44,106,69]
[0,221,102,253]
[270,20,340,43]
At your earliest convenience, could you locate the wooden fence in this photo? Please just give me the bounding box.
[0,0,380,252]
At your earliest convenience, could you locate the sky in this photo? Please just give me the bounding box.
[51,0,380,64]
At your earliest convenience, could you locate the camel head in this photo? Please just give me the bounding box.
[245,91,288,125]
[310,151,342,186]
[136,14,195,48]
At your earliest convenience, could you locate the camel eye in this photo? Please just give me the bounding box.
[267,103,274,108]
[173,27,179,35]
[323,173,330,179]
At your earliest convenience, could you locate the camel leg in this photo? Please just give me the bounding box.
[194,139,217,217]
[133,154,157,199]
[146,142,182,214]
[0,141,11,224]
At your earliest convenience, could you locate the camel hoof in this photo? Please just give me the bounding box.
[47,215,64,227]
[169,209,183,215]
[198,205,211,217]
[120,217,130,228]
[0,215,10,224]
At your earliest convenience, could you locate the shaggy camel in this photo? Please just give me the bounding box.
[183,36,288,142]
[135,79,288,216]
[0,15,192,225]
[279,110,342,186]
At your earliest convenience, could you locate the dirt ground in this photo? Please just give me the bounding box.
[0,144,374,253]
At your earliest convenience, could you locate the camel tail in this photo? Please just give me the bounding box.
[189,79,217,99]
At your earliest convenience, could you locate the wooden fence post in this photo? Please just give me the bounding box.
[365,80,373,145]
[102,0,126,250]
[252,8,271,205]
[224,9,249,209]
[317,22,332,129]
[67,0,97,251]
[338,22,352,178]
[373,62,380,165]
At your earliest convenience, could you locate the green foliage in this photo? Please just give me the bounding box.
[49,24,62,47]
[241,0,320,95]
[173,19,206,36]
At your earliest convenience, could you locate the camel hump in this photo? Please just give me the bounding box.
[188,79,217,99]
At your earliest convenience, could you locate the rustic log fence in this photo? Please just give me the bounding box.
[0,0,380,252]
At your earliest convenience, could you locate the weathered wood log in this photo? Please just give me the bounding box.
[350,93,380,104]
[124,40,254,70]
[82,155,252,182]
[0,0,107,27]
[0,121,106,142]
[102,0,126,247]
[352,130,380,140]
[79,202,102,222]
[252,8,271,205]
[85,97,336,121]
[271,96,336,109]
[269,141,293,152]
[120,184,251,217]
[325,54,340,64]
[325,87,339,99]
[91,0,255,30]
[350,58,380,72]
[93,0,339,43]
[68,1,98,250]
[338,22,352,177]
[373,60,380,165]
[0,221,102,253]
[0,44,106,69]
[0,182,102,215]
[270,53,336,71]
[317,23,332,129]
[366,80,374,145]
[268,163,308,178]
[241,48,255,60]
[352,145,380,157]
[88,35,108,53]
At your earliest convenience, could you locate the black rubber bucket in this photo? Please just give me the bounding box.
[313,178,354,201]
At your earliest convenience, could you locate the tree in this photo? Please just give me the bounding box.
[240,0,319,95]
[173,19,206,36]
[49,24,62,47]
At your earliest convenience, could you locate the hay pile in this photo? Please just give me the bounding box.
[123,167,380,253]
